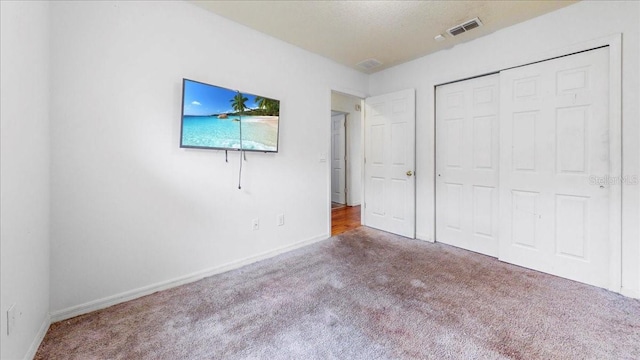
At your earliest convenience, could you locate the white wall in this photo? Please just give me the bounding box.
[331,92,363,206]
[49,0,368,317]
[0,1,52,358]
[369,1,640,297]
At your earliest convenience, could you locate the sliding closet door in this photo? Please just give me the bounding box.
[498,47,611,288]
[435,74,500,257]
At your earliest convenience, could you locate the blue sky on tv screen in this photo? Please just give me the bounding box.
[183,80,259,116]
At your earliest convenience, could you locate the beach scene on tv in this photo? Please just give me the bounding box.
[181,79,279,152]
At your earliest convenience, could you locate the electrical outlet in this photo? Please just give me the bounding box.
[277,214,285,226]
[252,218,259,231]
[7,304,16,336]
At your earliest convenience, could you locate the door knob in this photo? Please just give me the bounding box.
[406,170,413,176]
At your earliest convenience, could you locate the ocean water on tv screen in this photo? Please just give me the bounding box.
[182,115,278,151]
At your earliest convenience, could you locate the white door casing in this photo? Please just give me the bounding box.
[364,89,416,238]
[436,74,500,257]
[499,47,612,289]
[331,114,346,204]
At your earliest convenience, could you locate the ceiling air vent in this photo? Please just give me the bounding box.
[447,17,483,37]
[356,58,383,70]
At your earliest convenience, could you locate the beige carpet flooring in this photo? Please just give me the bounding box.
[36,227,640,359]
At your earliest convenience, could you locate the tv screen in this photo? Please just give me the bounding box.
[180,79,280,152]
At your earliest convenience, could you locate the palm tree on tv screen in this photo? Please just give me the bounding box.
[230,91,248,150]
[255,96,279,116]
[230,92,248,117]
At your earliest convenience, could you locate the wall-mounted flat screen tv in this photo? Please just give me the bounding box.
[180,78,280,152]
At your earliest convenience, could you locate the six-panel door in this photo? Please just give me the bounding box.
[498,47,610,288]
[331,114,347,204]
[436,74,500,257]
[364,89,416,238]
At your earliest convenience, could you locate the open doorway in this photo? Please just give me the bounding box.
[330,91,363,236]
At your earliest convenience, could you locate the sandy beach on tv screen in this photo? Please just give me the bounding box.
[244,116,278,128]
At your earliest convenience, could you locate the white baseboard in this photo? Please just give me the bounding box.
[50,233,330,322]
[24,315,50,360]
[620,287,640,299]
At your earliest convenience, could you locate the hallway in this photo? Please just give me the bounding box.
[331,205,361,236]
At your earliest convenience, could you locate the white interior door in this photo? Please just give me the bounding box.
[364,89,415,238]
[499,47,611,288]
[331,114,346,204]
[436,74,500,257]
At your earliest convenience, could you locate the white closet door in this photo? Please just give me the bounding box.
[436,74,500,257]
[331,114,346,204]
[499,47,611,288]
[364,89,415,238]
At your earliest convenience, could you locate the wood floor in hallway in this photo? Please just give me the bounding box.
[331,205,361,236]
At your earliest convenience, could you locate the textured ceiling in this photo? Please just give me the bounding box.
[192,0,577,74]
